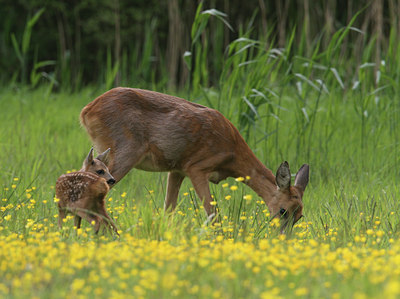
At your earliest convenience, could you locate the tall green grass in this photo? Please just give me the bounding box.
[1,9,400,297]
[1,6,399,240]
[0,55,399,244]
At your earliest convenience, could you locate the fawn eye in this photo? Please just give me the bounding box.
[96,169,105,175]
[279,208,286,215]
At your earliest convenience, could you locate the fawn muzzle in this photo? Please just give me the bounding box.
[107,178,116,185]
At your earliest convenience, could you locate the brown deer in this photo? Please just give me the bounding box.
[56,148,118,234]
[80,87,309,229]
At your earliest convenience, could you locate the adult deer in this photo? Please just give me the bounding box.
[80,87,309,229]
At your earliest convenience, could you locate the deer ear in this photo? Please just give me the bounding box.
[294,164,309,191]
[96,148,111,165]
[276,161,291,190]
[84,147,94,166]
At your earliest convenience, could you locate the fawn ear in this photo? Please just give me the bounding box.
[276,161,291,190]
[84,147,94,166]
[96,148,111,165]
[294,164,309,192]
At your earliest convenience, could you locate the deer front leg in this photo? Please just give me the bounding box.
[188,172,215,217]
[164,172,185,212]
[185,152,233,217]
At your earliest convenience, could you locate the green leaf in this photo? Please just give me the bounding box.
[11,34,23,63]
[22,8,45,54]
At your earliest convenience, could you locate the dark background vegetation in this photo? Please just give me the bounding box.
[0,0,397,91]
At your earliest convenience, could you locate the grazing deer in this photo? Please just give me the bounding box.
[80,87,309,229]
[56,148,118,234]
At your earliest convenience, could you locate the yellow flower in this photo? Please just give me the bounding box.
[225,195,231,200]
[385,280,400,296]
[4,215,11,221]
[71,279,85,291]
[210,201,217,206]
[121,192,127,198]
[53,197,60,203]
[235,177,244,182]
[230,185,238,191]
[295,287,309,296]
[243,195,252,201]
[164,231,173,240]
[222,183,229,188]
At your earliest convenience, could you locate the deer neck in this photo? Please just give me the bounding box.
[235,155,277,206]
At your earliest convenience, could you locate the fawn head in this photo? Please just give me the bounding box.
[269,161,309,233]
[81,148,116,185]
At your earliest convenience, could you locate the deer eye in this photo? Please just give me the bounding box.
[279,208,286,215]
[96,169,105,175]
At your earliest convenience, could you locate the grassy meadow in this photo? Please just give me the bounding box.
[1,12,400,299]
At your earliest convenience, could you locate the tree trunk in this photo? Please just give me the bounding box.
[276,0,290,48]
[167,0,183,89]
[114,0,121,87]
[373,0,383,87]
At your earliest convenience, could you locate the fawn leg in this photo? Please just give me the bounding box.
[74,215,82,229]
[74,211,99,233]
[93,218,101,234]
[98,205,119,235]
[58,208,66,229]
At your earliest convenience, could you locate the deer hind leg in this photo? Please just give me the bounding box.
[164,172,185,213]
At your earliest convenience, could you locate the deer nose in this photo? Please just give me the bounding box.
[107,178,116,185]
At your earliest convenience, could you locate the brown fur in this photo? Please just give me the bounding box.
[56,149,118,234]
[80,87,309,229]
